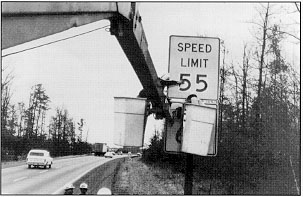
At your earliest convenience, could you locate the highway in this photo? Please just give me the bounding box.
[1,155,123,194]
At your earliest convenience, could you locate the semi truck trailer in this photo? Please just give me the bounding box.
[92,143,108,156]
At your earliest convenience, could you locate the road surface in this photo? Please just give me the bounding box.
[1,155,123,194]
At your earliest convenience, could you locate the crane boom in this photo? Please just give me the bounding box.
[2,2,170,118]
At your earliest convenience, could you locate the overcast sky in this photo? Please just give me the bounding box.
[2,2,300,145]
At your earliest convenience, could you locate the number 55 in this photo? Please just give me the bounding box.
[180,74,207,92]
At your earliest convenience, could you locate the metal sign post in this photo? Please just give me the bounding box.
[184,154,194,195]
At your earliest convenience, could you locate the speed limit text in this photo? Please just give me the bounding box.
[181,58,208,68]
[177,42,212,68]
[168,36,220,99]
[177,42,212,53]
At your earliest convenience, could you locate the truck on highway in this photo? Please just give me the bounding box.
[92,143,108,156]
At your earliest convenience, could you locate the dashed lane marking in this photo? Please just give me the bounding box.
[13,176,27,182]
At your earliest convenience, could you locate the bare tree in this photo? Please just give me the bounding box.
[240,44,250,130]
[252,3,271,133]
[219,40,228,134]
[1,65,14,137]
[231,64,240,128]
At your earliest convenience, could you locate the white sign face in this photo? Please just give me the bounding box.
[168,36,220,100]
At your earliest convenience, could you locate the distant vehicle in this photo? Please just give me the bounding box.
[104,152,114,158]
[117,151,123,155]
[92,143,108,156]
[26,149,53,169]
[137,153,142,157]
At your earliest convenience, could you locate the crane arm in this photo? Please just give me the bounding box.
[2,2,170,119]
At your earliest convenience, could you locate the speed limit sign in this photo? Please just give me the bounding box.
[167,35,220,100]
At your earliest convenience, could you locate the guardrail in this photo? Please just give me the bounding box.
[53,156,137,194]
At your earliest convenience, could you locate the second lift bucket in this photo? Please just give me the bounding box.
[113,97,147,147]
[181,103,217,156]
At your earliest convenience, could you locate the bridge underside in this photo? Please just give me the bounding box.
[2,2,169,117]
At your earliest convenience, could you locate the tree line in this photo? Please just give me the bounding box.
[1,82,91,160]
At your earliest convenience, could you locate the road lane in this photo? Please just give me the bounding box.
[2,155,122,194]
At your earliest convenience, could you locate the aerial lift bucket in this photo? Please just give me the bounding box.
[113,97,147,147]
[181,103,217,156]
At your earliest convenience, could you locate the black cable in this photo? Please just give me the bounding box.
[2,25,111,58]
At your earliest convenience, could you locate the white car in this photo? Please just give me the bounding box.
[26,149,53,169]
[104,152,114,158]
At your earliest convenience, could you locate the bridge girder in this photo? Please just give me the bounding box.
[2,2,170,119]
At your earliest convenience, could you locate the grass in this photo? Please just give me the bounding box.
[73,158,125,195]
[112,155,294,195]
[112,157,232,195]
[112,157,184,195]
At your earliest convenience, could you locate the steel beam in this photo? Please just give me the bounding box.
[110,11,166,113]
[2,14,114,49]
[1,2,169,118]
[1,2,131,49]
